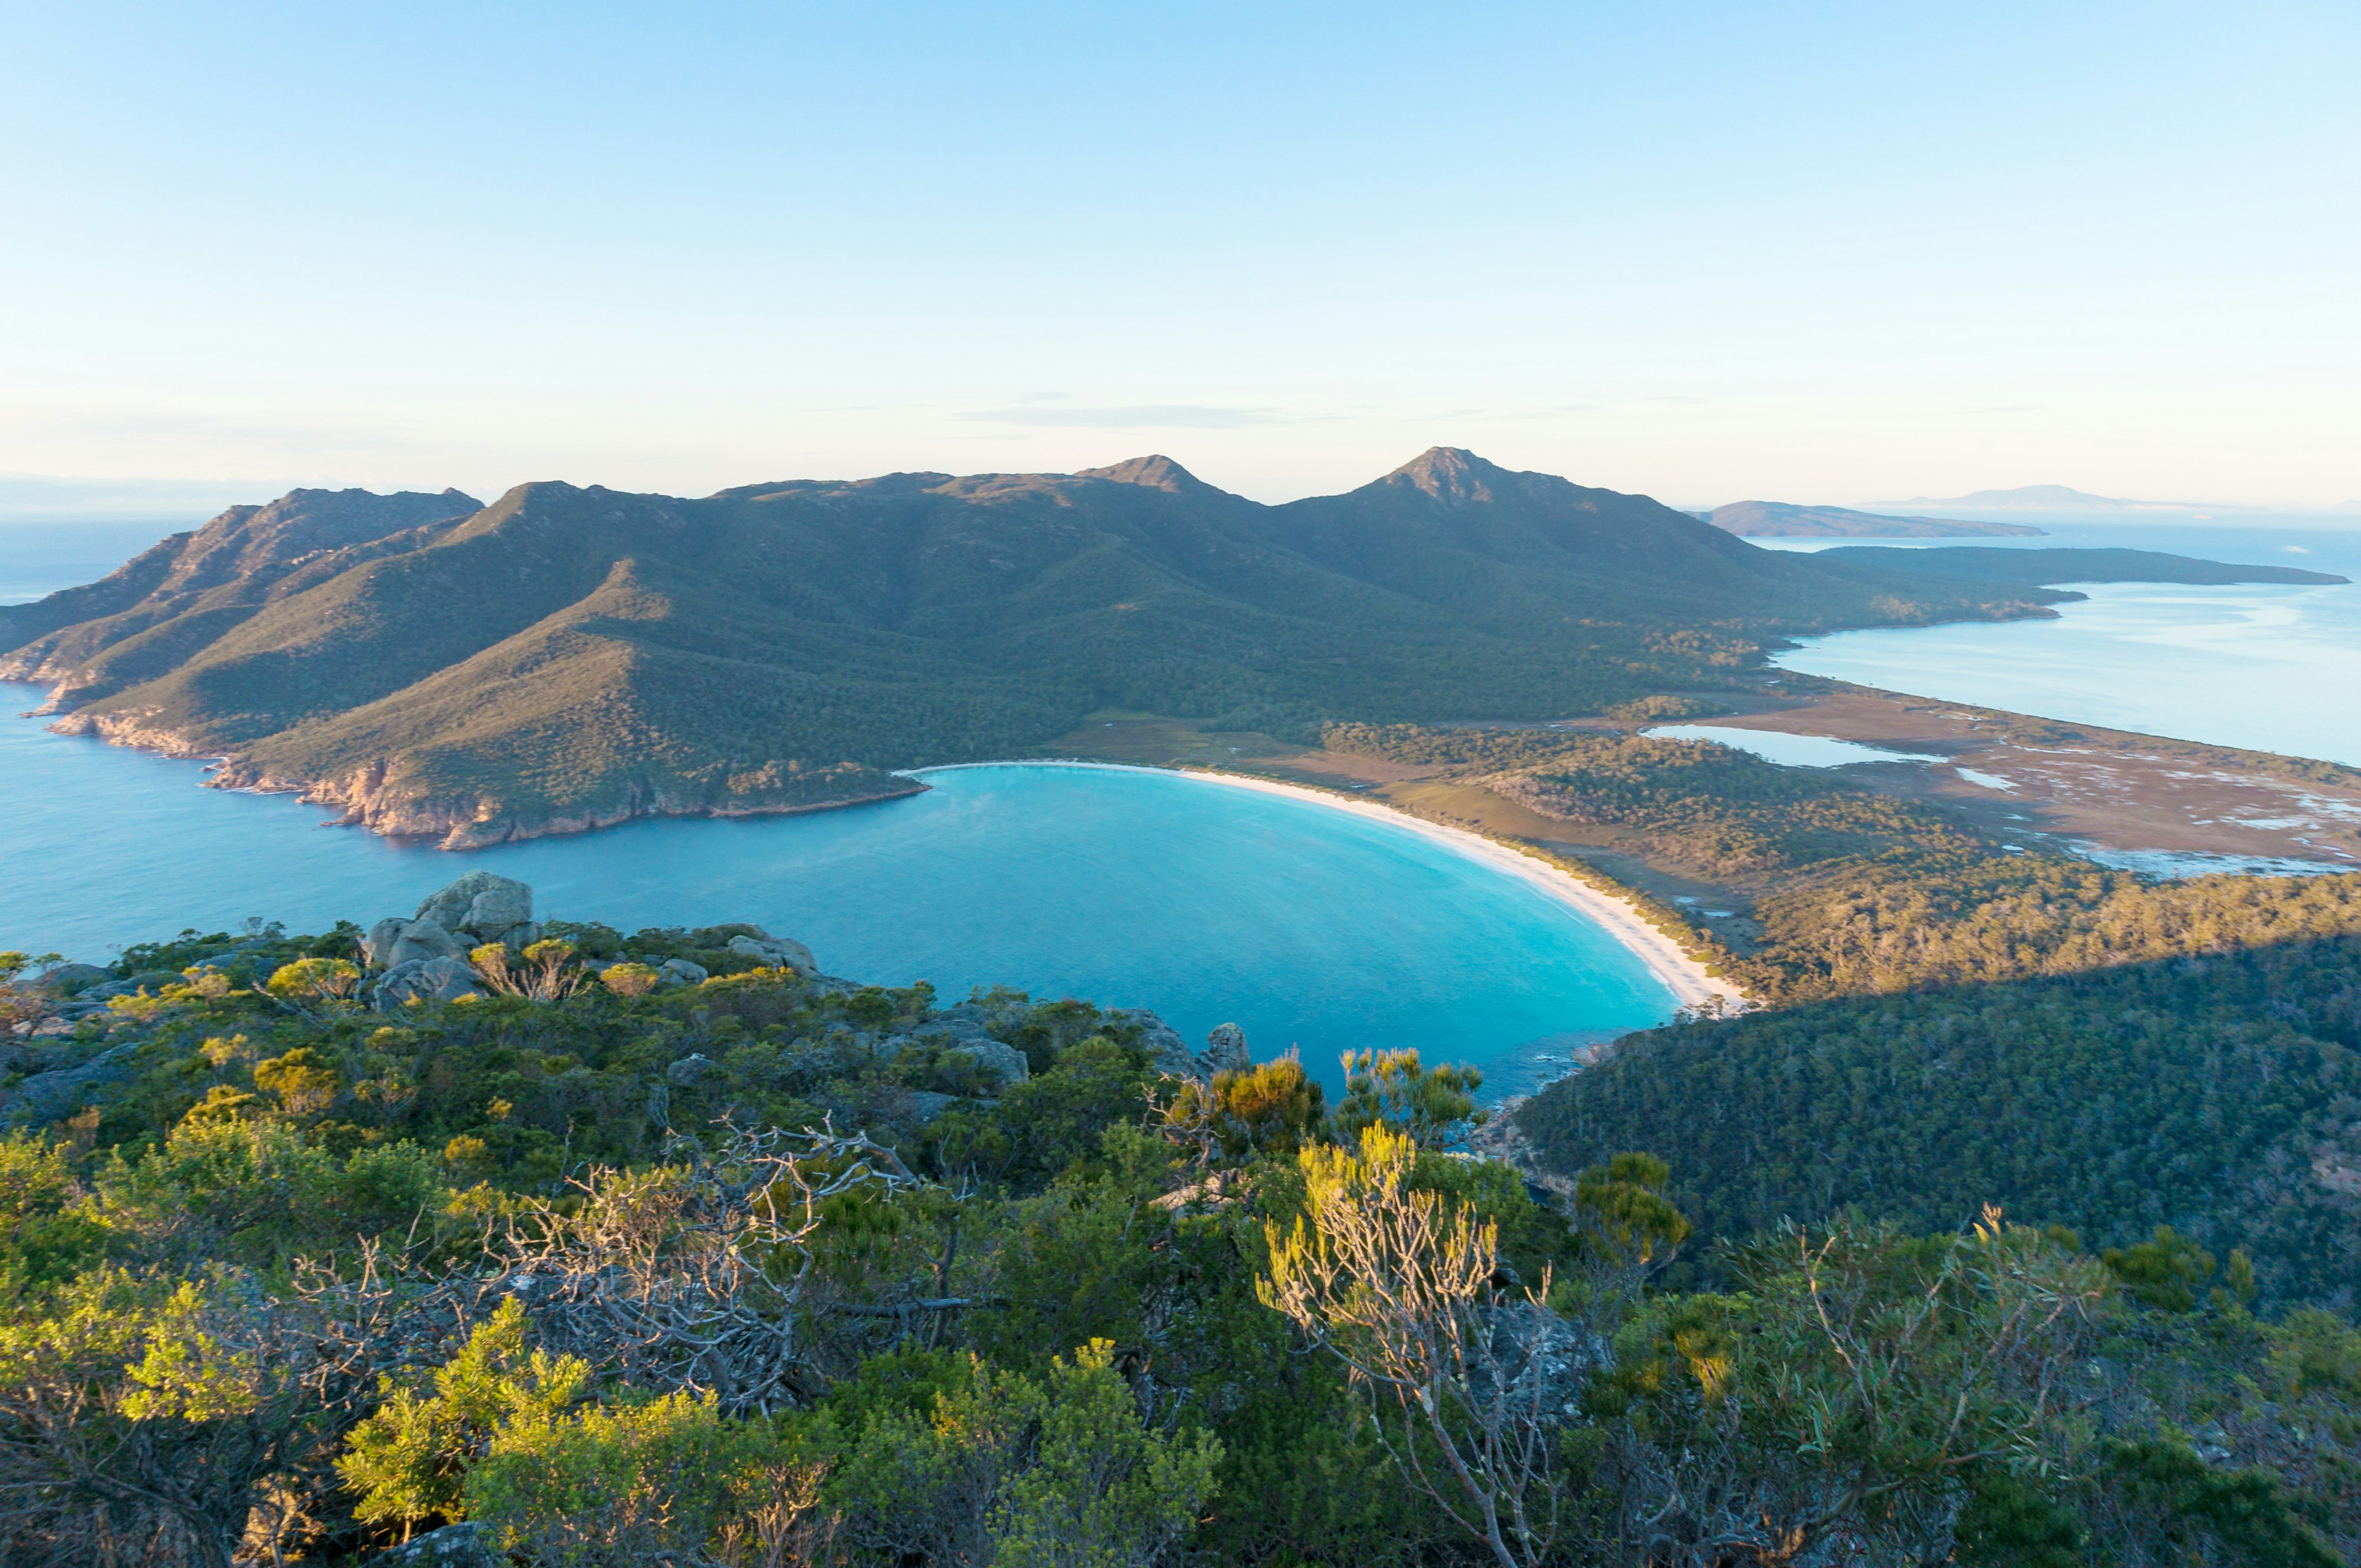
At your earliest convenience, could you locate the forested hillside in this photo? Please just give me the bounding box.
[0,450,2075,847]
[1517,932,2361,1309]
[4,894,2356,1566]
[1316,721,2361,1310]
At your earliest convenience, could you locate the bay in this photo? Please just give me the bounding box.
[0,691,1675,1096]
[1760,518,2361,766]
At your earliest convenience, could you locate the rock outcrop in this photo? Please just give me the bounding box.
[372,955,484,1007]
[358,1521,497,1568]
[1114,1010,1254,1081]
[1114,1009,1198,1079]
[358,873,540,1008]
[30,962,111,996]
[900,1012,1029,1088]
[1200,1022,1251,1076]
[0,1041,141,1126]
[727,931,819,977]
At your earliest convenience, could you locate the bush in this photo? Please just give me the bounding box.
[828,1341,1220,1568]
[464,1387,807,1566]
[598,962,660,998]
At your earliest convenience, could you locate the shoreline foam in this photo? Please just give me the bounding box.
[914,760,1744,1015]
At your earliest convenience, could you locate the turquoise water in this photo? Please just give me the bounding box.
[0,693,1675,1095]
[1762,519,2361,766]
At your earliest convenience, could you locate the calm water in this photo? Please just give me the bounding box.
[0,519,188,605]
[1643,723,1943,768]
[0,698,1673,1096]
[1761,518,2361,766]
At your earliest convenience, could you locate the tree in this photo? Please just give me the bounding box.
[1259,1125,1573,1568]
[598,961,660,998]
[253,1046,341,1116]
[264,957,361,1007]
[470,940,583,1001]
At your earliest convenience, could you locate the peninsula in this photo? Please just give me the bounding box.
[0,449,2327,849]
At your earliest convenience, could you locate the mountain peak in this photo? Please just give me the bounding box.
[1380,447,1509,505]
[1077,455,1204,493]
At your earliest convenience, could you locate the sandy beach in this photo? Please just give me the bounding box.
[916,760,1744,1014]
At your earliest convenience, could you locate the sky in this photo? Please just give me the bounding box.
[2,1,2356,519]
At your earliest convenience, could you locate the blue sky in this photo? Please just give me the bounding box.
[2,1,2355,514]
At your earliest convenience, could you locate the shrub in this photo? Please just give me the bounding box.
[264,956,360,1004]
[599,962,660,999]
[464,1387,806,1566]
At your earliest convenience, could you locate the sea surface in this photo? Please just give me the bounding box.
[0,518,184,605]
[1760,517,2361,766]
[0,701,1673,1097]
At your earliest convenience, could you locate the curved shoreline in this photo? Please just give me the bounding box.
[913,760,1745,1015]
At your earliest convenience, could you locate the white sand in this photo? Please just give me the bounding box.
[915,760,1746,1013]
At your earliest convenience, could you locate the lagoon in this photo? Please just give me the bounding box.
[0,688,1677,1097]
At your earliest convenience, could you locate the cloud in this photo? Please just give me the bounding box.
[959,404,1286,430]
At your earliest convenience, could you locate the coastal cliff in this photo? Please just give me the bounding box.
[44,707,928,848]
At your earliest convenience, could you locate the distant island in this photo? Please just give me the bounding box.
[1889,483,2225,512]
[0,447,2306,850]
[1701,499,2043,538]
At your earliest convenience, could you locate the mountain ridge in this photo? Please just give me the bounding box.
[2,449,2080,848]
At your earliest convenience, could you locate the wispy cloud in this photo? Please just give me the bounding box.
[959,404,1286,430]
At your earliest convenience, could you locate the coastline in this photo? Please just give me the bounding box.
[915,760,1745,1015]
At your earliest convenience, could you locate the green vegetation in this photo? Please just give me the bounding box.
[1516,933,2361,1309]
[4,910,2360,1565]
[1331,722,2361,1003]
[1,451,2077,844]
[1305,721,2361,1314]
[1410,724,2361,1322]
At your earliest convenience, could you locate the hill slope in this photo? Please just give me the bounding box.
[1,450,2073,846]
[1511,862,2361,1310]
[0,487,482,711]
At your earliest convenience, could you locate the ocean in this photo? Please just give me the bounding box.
[1758,515,2361,767]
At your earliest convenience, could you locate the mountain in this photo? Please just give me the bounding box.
[0,449,2076,848]
[1891,483,2207,512]
[0,487,482,710]
[1815,545,2348,588]
[1703,500,2042,538]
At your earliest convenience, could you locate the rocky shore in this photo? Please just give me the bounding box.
[38,708,930,849]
